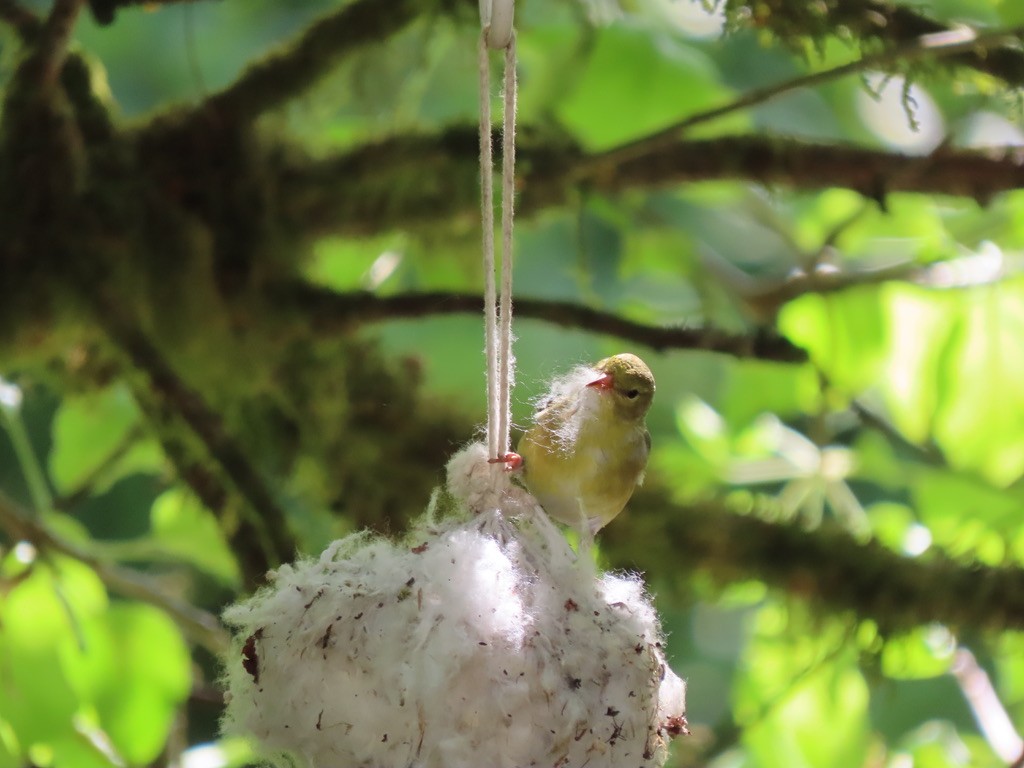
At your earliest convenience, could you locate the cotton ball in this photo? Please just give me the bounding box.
[223,443,687,768]
[445,440,535,515]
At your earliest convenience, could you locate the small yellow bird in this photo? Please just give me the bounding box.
[511,353,655,540]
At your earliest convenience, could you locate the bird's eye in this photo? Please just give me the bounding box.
[625,389,640,399]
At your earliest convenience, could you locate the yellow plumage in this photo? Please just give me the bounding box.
[517,353,655,538]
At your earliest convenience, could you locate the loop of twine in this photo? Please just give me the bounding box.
[479,27,518,462]
[479,0,515,49]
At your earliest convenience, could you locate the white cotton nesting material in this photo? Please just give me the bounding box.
[222,442,687,768]
[533,364,605,449]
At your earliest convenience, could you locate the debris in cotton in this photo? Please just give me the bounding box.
[222,441,687,768]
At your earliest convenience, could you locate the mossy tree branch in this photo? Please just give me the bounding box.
[97,312,297,577]
[823,0,1024,88]
[279,130,1024,240]
[607,488,1024,634]
[728,0,1024,88]
[277,283,807,361]
[196,0,458,125]
[2,0,1024,638]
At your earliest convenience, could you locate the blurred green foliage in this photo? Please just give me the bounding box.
[3,0,1024,766]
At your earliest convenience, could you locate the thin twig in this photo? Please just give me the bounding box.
[0,398,54,516]
[277,284,808,362]
[589,24,1024,173]
[0,491,229,655]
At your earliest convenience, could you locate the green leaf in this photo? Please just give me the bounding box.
[305,235,407,292]
[778,288,887,397]
[91,604,191,765]
[517,23,590,121]
[832,196,954,263]
[913,469,1020,534]
[743,662,870,768]
[555,24,740,150]
[911,469,1017,563]
[0,641,80,752]
[0,720,19,768]
[149,488,241,587]
[865,501,917,554]
[49,386,162,496]
[0,558,107,752]
[718,362,820,426]
[853,432,913,491]
[1,557,108,650]
[0,557,186,766]
[931,278,1024,485]
[48,734,122,768]
[736,603,870,768]
[789,189,869,255]
[877,284,956,443]
[895,722,999,768]
[881,627,956,680]
[994,0,1024,25]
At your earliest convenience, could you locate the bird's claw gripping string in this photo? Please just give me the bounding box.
[487,452,524,471]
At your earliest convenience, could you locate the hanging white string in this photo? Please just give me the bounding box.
[497,34,517,458]
[478,23,518,462]
[478,31,499,460]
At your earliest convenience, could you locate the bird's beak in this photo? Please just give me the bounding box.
[586,372,615,391]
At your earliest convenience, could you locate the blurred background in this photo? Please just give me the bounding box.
[2,0,1024,766]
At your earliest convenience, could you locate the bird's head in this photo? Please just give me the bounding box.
[586,353,655,422]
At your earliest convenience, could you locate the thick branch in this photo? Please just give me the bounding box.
[578,137,1024,206]
[96,314,296,574]
[200,0,441,124]
[608,489,1024,633]
[277,284,807,361]
[279,130,1024,238]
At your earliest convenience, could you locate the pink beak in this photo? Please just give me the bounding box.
[586,372,615,391]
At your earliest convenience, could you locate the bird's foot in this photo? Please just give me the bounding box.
[488,452,524,471]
